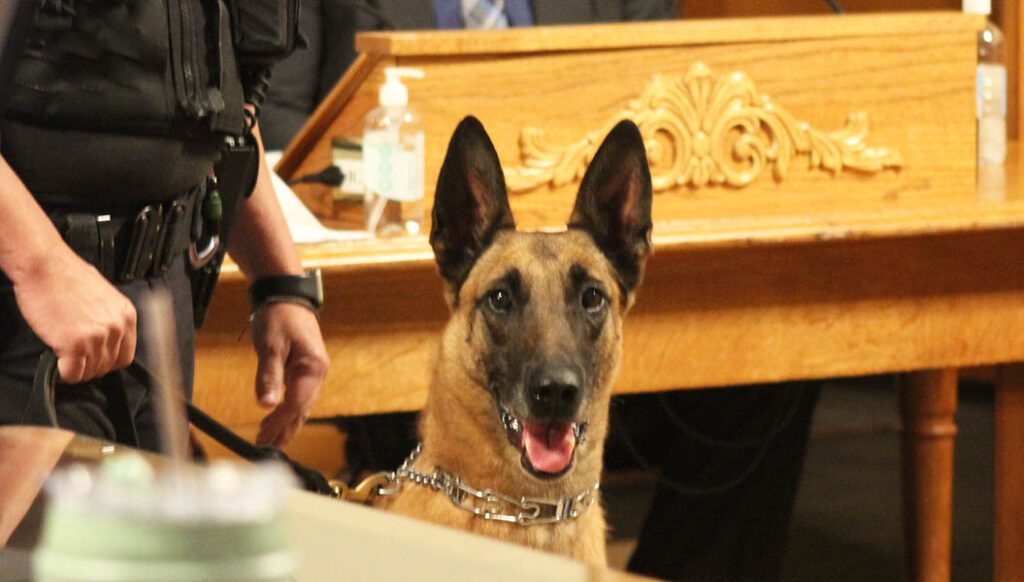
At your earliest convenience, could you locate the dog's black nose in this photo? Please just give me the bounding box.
[527,366,582,420]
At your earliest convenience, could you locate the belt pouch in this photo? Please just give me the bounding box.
[190,138,257,328]
[216,138,258,249]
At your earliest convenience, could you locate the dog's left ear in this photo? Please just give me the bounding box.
[568,120,653,293]
[430,116,516,296]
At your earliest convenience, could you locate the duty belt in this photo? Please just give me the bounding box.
[52,188,202,284]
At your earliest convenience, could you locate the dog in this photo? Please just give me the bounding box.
[374,116,652,566]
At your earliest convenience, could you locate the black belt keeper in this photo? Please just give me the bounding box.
[96,215,116,281]
[52,187,203,285]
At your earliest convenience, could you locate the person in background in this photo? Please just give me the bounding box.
[0,0,329,450]
[610,383,821,581]
[260,0,678,150]
[259,2,820,580]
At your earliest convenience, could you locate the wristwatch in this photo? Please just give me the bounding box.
[249,269,324,314]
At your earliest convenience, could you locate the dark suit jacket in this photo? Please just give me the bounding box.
[260,0,677,150]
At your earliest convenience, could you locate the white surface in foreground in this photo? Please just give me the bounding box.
[284,489,592,582]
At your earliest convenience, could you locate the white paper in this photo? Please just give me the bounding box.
[265,151,371,244]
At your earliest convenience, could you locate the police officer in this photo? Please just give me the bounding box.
[0,0,328,450]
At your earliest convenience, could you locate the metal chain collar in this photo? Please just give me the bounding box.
[347,443,600,526]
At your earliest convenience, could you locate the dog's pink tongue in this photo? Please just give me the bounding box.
[522,422,575,474]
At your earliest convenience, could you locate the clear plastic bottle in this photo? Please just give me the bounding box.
[965,0,1007,165]
[363,68,426,237]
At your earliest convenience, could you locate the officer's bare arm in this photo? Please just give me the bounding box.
[224,122,329,447]
[0,154,136,383]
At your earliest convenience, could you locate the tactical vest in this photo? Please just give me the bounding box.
[3,0,249,138]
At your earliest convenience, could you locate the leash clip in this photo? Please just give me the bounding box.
[331,472,397,504]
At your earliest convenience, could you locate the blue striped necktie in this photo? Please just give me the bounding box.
[462,0,510,29]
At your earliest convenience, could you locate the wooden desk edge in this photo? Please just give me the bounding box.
[355,12,984,57]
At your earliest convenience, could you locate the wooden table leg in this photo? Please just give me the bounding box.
[996,365,1024,582]
[900,369,958,582]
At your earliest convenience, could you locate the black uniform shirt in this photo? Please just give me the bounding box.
[1,0,243,211]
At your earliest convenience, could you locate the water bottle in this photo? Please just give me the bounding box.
[965,0,1007,165]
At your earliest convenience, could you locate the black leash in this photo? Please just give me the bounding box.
[33,351,337,497]
[184,400,337,496]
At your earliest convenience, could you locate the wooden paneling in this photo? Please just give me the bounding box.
[281,14,981,235]
[195,226,1024,423]
[996,0,1022,139]
[625,230,1024,391]
[682,1,1020,140]
[205,141,1024,423]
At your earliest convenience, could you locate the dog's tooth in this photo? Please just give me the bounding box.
[501,410,520,433]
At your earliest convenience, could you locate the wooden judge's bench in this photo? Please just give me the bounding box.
[194,13,1024,582]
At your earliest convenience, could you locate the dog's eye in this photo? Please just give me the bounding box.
[488,289,513,313]
[581,287,606,313]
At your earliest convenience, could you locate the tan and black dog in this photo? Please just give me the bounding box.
[375,116,652,565]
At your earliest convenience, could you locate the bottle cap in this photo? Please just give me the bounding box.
[380,67,425,108]
[963,0,991,15]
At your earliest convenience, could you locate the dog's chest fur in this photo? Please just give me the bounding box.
[373,363,613,565]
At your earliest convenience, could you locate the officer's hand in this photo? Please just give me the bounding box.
[251,302,329,447]
[13,248,137,383]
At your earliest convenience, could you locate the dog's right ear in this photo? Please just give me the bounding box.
[430,116,515,297]
[568,120,653,295]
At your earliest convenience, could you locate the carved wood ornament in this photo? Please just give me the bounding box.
[504,63,903,193]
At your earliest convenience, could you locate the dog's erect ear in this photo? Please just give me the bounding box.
[568,120,653,293]
[430,116,515,292]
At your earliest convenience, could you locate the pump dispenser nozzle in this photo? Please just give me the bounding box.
[962,0,991,14]
[379,67,425,108]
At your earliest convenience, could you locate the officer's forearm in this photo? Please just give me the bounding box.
[227,122,303,281]
[0,154,71,284]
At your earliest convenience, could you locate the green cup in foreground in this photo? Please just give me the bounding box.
[34,456,296,581]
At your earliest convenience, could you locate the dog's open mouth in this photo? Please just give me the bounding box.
[500,405,588,479]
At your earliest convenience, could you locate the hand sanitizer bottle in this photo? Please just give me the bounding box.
[964,0,1006,165]
[363,67,426,236]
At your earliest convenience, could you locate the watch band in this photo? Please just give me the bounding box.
[249,269,324,313]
